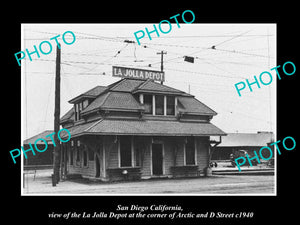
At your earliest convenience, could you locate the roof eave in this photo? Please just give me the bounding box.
[132,89,193,96]
[70,132,227,138]
[81,107,144,116]
[180,111,217,116]
[68,95,96,104]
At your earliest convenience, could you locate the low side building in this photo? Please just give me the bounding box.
[23,130,54,167]
[211,132,274,161]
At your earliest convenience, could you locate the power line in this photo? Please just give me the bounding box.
[213,48,272,58]
[164,67,243,79]
[214,30,251,47]
[116,34,274,39]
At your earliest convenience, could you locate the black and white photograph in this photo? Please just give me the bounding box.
[21,23,276,195]
[4,5,298,225]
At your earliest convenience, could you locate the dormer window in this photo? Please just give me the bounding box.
[74,99,90,121]
[83,99,89,109]
[74,103,79,121]
[155,95,164,115]
[167,96,175,115]
[140,94,176,116]
[74,102,82,121]
[143,94,153,114]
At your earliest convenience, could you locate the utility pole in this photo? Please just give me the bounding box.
[157,51,167,84]
[52,44,61,186]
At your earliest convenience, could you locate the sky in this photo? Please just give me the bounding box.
[21,23,276,140]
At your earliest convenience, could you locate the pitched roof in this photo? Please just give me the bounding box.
[217,132,274,147]
[61,78,219,122]
[109,79,145,92]
[81,91,143,114]
[63,118,226,137]
[177,96,217,115]
[84,85,107,96]
[23,130,55,145]
[69,86,107,103]
[133,79,191,96]
[81,92,110,113]
[60,107,75,123]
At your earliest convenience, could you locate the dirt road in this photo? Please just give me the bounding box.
[23,170,275,195]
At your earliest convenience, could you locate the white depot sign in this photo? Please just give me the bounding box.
[112,66,165,82]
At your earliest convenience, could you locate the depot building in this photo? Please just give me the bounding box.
[60,72,226,181]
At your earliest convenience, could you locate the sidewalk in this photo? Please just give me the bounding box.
[211,161,275,175]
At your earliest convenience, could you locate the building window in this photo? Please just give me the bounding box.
[135,148,140,167]
[185,137,196,165]
[144,94,153,114]
[83,99,89,109]
[167,96,175,115]
[74,102,83,121]
[78,102,82,120]
[74,104,78,121]
[143,94,176,116]
[120,136,132,167]
[155,95,164,115]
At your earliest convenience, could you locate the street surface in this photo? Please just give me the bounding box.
[23,169,275,195]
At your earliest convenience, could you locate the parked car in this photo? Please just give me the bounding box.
[209,161,218,168]
[230,150,258,167]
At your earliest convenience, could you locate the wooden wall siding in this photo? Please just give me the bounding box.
[196,137,209,172]
[107,167,142,181]
[163,137,176,175]
[134,137,147,168]
[104,136,119,169]
[66,136,106,179]
[67,161,94,176]
[140,137,151,177]
[67,160,95,177]
[174,138,185,167]
[66,135,210,180]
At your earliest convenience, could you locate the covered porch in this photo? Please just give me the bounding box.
[60,118,226,181]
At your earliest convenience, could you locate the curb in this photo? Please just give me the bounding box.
[213,169,274,175]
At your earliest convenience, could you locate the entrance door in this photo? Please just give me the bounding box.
[152,143,163,175]
[95,155,100,178]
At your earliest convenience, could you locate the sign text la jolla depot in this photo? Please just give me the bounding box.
[112,66,165,82]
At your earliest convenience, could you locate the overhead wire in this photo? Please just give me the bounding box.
[213,30,252,47]
[23,28,275,137]
[23,28,274,83]
[138,29,272,68]
[212,48,272,58]
[115,34,274,39]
